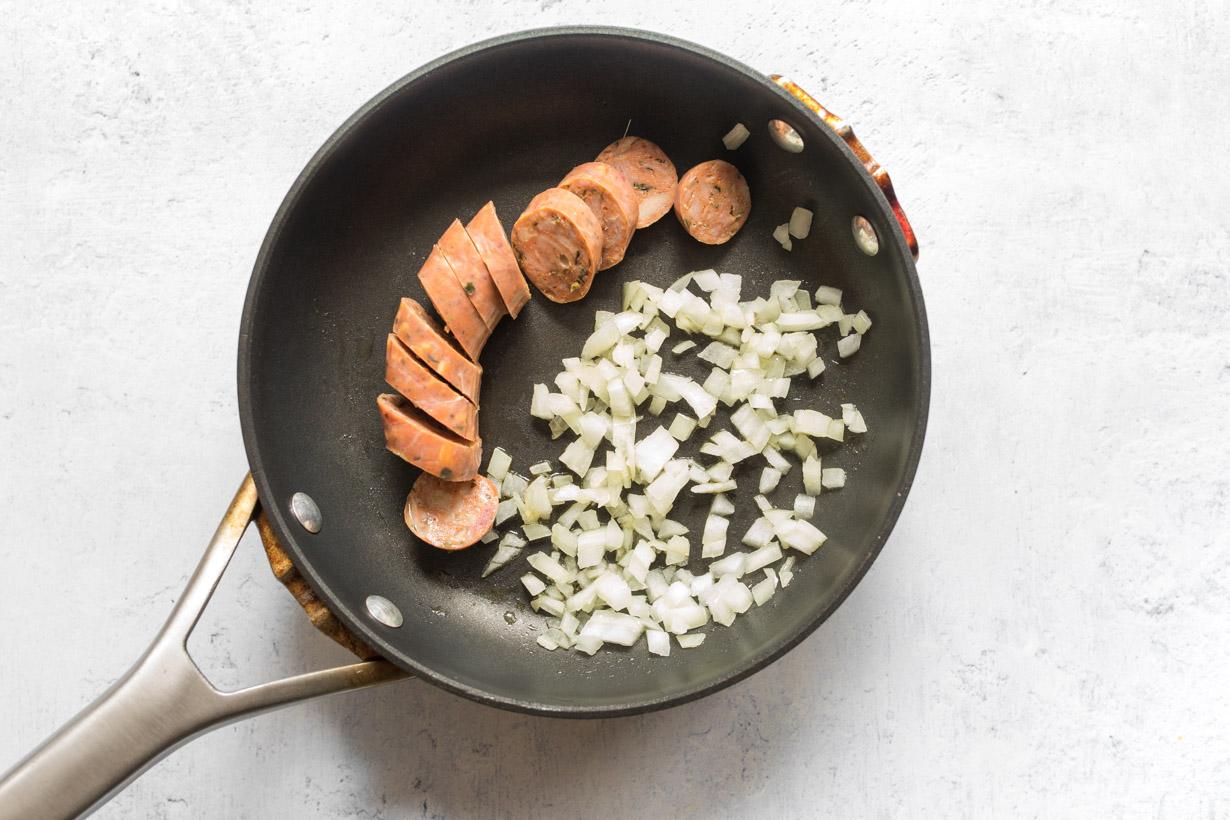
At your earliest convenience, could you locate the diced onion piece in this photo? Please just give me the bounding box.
[645,459,691,516]
[744,543,783,574]
[841,402,868,434]
[521,573,547,596]
[559,439,595,477]
[522,522,551,541]
[691,480,737,495]
[529,460,552,475]
[479,528,499,544]
[722,122,750,150]
[779,556,796,588]
[580,610,643,646]
[742,516,775,549]
[647,629,672,656]
[495,497,519,526]
[793,409,832,437]
[709,552,746,578]
[677,633,706,649]
[668,413,697,441]
[821,467,847,489]
[852,310,872,334]
[634,425,679,483]
[487,447,512,481]
[772,223,793,251]
[777,519,827,555]
[701,513,729,558]
[671,340,697,355]
[788,207,813,239]
[751,574,778,606]
[594,572,633,611]
[826,418,845,442]
[758,467,781,494]
[527,552,572,585]
[814,285,842,306]
[576,529,606,569]
[710,493,735,517]
[837,333,862,358]
[482,543,522,578]
[793,494,816,519]
[656,518,689,538]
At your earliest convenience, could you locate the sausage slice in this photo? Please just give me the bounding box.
[385,334,478,441]
[438,219,506,330]
[674,159,751,245]
[595,136,678,228]
[416,245,490,361]
[465,202,531,318]
[510,188,603,303]
[392,298,482,404]
[377,393,482,481]
[559,161,639,270]
[404,473,499,551]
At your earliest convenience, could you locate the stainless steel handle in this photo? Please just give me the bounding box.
[0,475,408,820]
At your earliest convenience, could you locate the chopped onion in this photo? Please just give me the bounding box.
[722,122,750,150]
[701,513,729,558]
[841,402,868,434]
[522,522,551,541]
[527,552,572,585]
[646,629,671,656]
[521,573,547,596]
[772,223,792,251]
[788,207,813,239]
[793,494,816,519]
[758,466,782,494]
[837,333,862,358]
[634,425,679,483]
[710,493,735,517]
[821,467,847,489]
[580,610,643,646]
[677,633,706,649]
[487,447,512,481]
[668,413,697,441]
[751,573,778,606]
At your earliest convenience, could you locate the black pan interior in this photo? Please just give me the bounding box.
[239,27,929,716]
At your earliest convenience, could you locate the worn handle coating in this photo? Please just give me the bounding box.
[770,74,919,260]
[0,475,407,820]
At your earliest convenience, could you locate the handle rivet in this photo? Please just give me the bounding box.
[768,119,804,153]
[852,215,880,256]
[366,595,403,628]
[289,492,322,533]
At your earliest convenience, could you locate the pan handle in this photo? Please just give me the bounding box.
[770,74,919,260]
[0,475,407,820]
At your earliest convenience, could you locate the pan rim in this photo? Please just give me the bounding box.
[238,24,931,718]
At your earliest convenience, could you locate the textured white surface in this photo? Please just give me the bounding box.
[2,2,1229,818]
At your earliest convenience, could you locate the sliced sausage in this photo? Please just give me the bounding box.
[595,136,677,228]
[559,161,639,270]
[416,245,490,361]
[393,298,482,404]
[438,218,505,329]
[404,472,499,551]
[465,202,531,318]
[377,393,482,481]
[510,188,603,303]
[674,159,751,245]
[385,334,478,441]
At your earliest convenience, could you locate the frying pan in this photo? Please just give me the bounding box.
[0,26,928,819]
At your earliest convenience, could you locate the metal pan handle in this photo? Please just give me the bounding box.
[770,75,919,260]
[0,475,407,820]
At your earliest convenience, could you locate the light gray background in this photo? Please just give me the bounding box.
[2,2,1228,818]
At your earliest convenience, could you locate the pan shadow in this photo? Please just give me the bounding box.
[280,578,887,820]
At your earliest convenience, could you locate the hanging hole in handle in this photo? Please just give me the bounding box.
[768,119,805,153]
[852,215,880,256]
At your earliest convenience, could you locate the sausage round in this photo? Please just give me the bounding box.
[465,202,531,318]
[393,298,482,404]
[404,472,499,551]
[377,393,481,481]
[510,187,603,303]
[673,159,751,245]
[595,136,677,228]
[385,334,478,441]
[559,161,639,270]
[438,218,506,330]
[416,246,490,361]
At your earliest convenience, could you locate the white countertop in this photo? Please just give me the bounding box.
[2,3,1228,817]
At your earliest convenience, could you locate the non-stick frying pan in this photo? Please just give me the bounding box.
[0,26,928,818]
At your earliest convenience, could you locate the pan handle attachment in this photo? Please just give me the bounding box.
[770,74,919,260]
[0,474,407,820]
